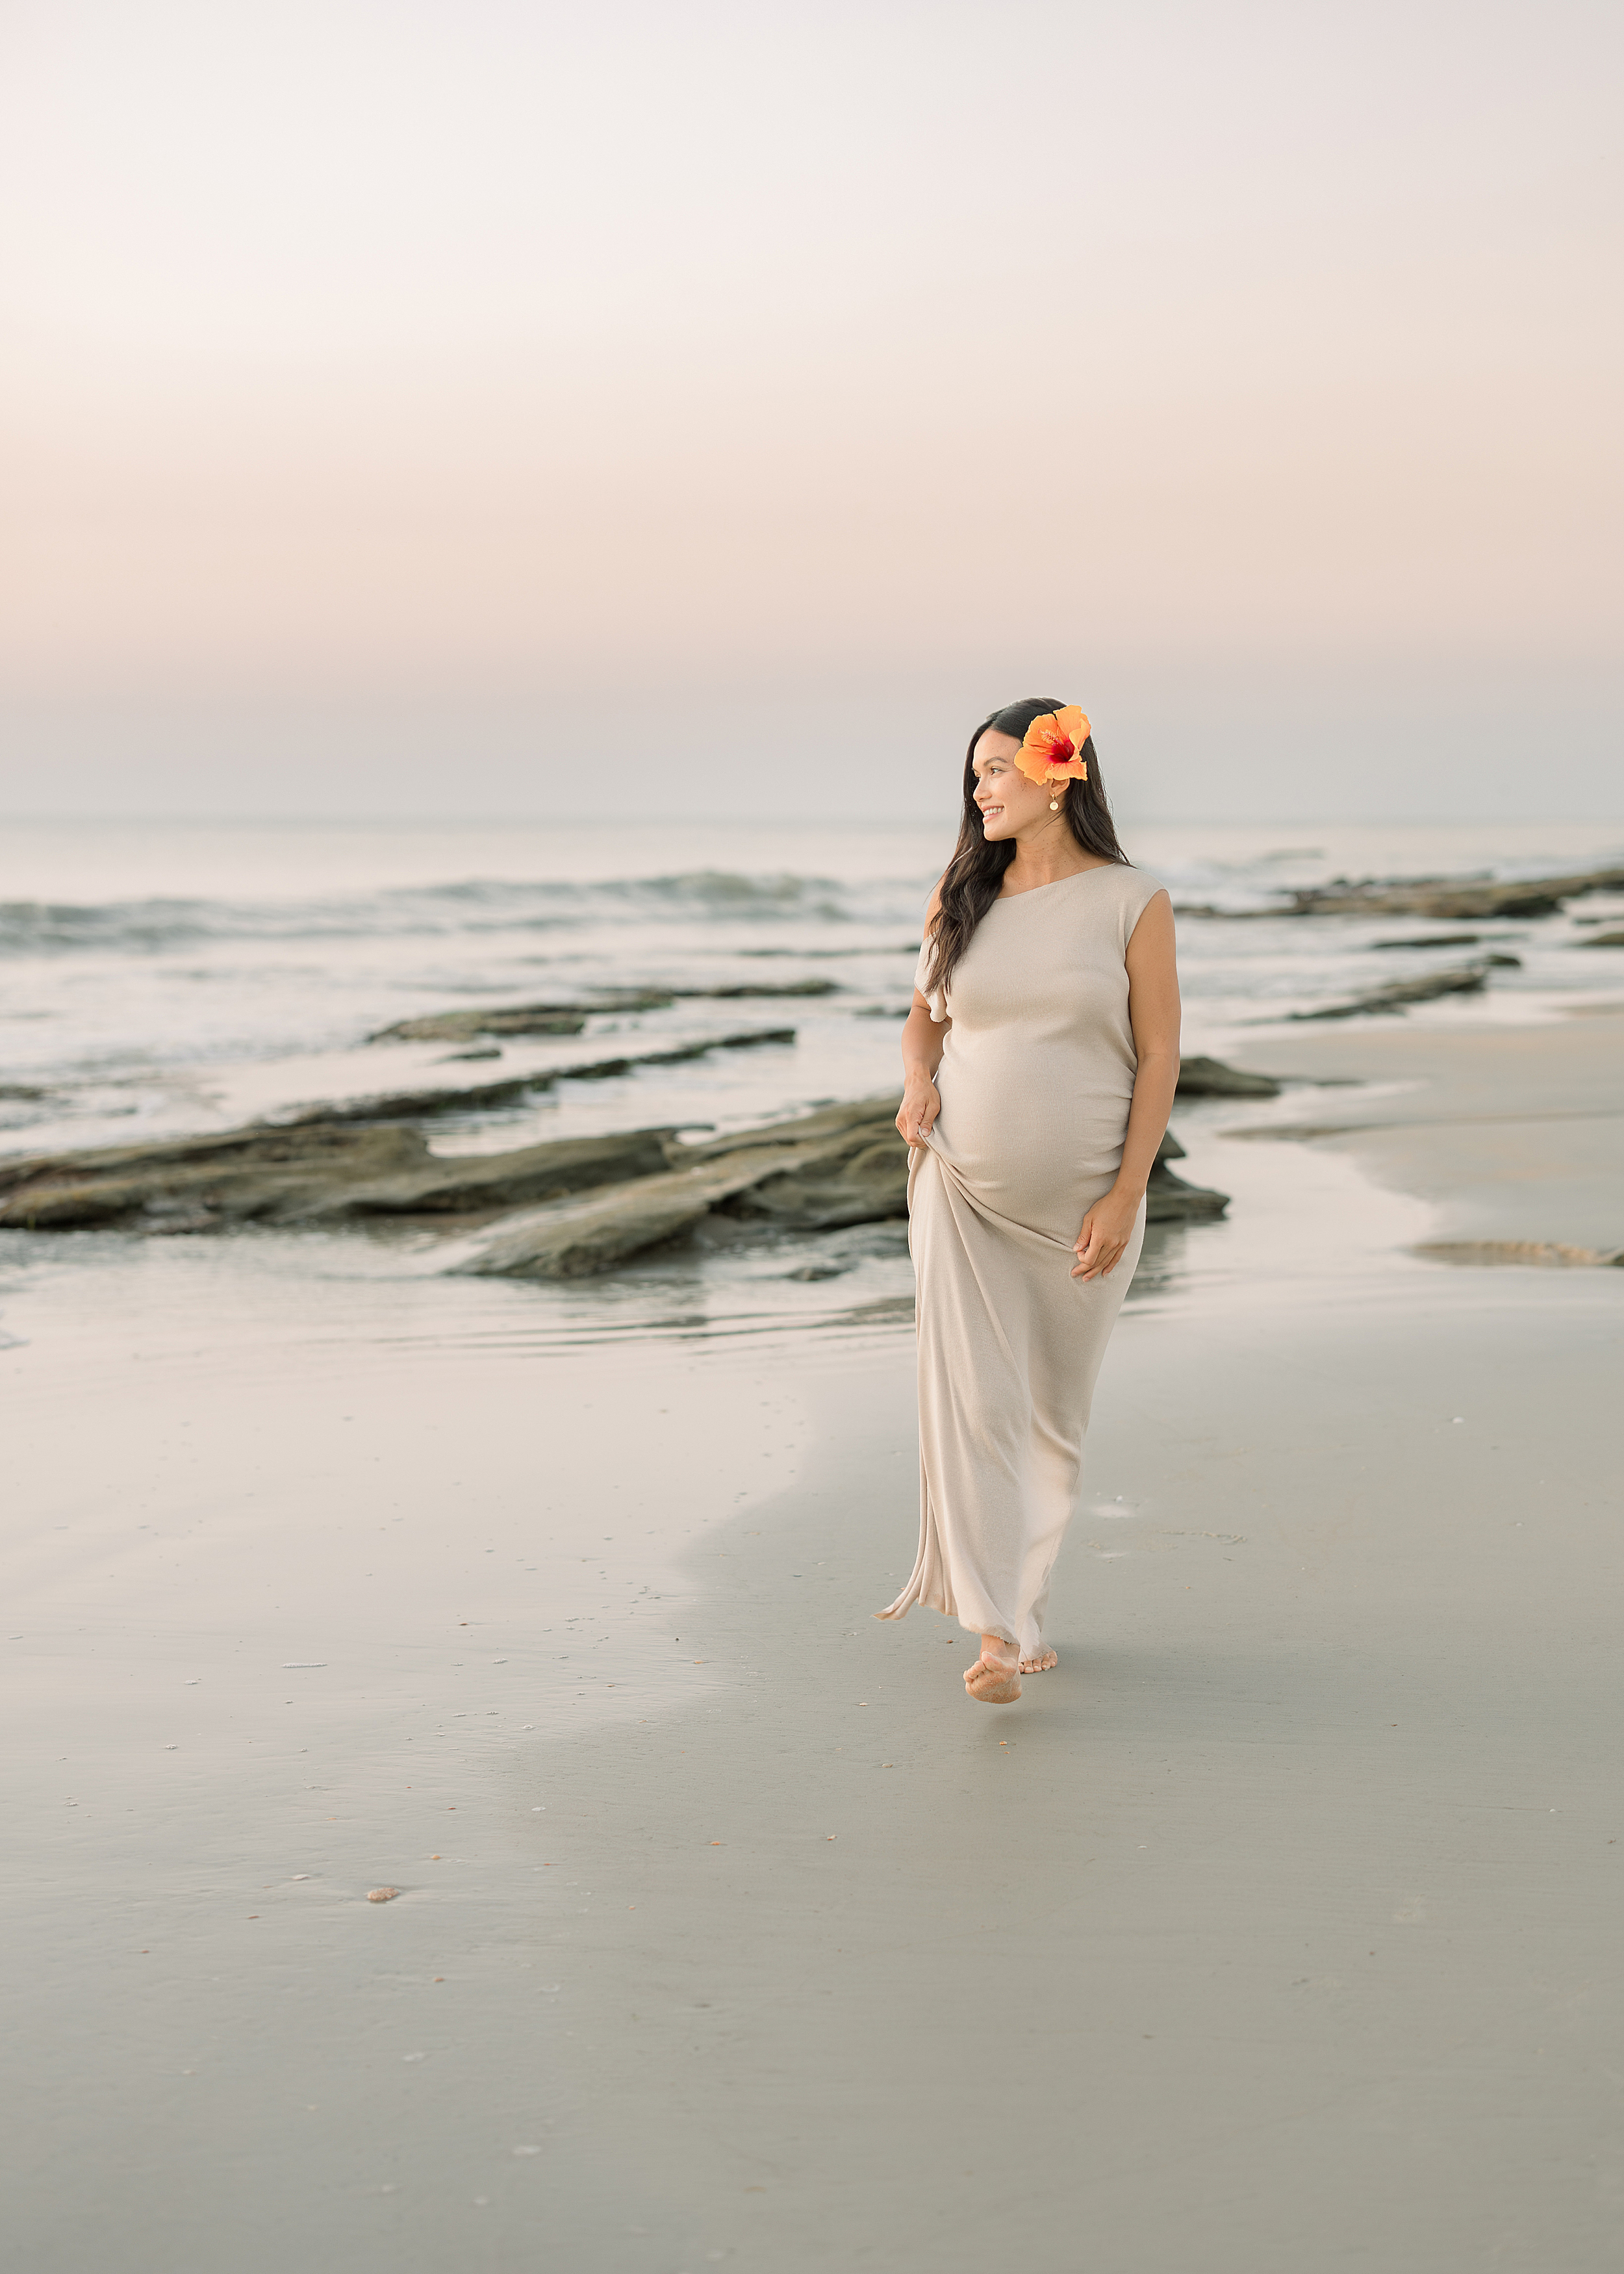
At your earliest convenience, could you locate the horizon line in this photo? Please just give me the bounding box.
[5,811,1623,832]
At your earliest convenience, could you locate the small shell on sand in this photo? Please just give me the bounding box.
[366,1887,400,1903]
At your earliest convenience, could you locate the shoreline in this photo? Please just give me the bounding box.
[1224,1008,1624,1255]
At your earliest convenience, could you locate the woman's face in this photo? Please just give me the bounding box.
[971,730,1061,840]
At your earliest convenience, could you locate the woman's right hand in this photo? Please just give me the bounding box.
[896,1075,940,1145]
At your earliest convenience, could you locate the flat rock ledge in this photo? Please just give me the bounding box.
[0,1122,683,1232]
[1177,863,1624,923]
[453,1114,1227,1279]
[369,980,838,1044]
[453,1101,913,1278]
[1288,962,1494,1019]
[0,1062,1258,1268]
[275,1026,799,1124]
[1174,1056,1281,1097]
[1284,866,1624,920]
[1146,1131,1229,1227]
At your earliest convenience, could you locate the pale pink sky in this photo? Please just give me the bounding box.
[1,0,1619,818]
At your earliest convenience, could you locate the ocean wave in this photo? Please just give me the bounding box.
[0,870,867,957]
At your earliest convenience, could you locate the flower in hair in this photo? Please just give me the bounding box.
[1014,706,1091,787]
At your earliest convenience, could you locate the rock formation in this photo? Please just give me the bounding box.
[1145,1130,1229,1224]
[0,1122,683,1231]
[1,1056,1268,1270]
[1288,964,1491,1019]
[1176,866,1624,924]
[277,1027,798,1123]
[1174,1056,1281,1097]
[369,980,835,1044]
[1281,867,1624,920]
[453,1101,909,1278]
[1371,932,1490,951]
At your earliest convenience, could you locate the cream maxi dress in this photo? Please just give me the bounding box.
[878,862,1166,1663]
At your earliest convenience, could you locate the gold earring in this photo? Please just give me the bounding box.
[1048,797,1060,811]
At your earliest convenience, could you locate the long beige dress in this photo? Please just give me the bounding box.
[878,862,1165,1661]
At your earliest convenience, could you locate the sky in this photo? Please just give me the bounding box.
[0,0,1619,822]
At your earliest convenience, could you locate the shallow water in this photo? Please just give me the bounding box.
[3,814,1620,1343]
[5,815,1623,1139]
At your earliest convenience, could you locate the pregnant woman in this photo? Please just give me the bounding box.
[878,697,1180,1705]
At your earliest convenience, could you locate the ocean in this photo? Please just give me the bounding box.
[3,813,1621,1346]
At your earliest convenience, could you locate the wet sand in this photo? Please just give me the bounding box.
[6,1015,1623,2271]
[1239,1007,1624,1251]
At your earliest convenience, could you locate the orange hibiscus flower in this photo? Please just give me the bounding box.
[1014,705,1091,787]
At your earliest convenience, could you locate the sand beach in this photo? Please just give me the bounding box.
[7,971,1622,2271]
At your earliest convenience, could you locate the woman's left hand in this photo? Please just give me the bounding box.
[1071,1185,1142,1281]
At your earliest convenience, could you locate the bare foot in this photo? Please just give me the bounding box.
[963,1637,1021,1705]
[1021,1648,1058,1674]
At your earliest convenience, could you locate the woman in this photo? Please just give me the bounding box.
[877,698,1180,1704]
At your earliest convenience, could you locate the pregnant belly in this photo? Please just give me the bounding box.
[931,1056,1132,1231]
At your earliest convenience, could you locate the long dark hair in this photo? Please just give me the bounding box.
[924,696,1131,999]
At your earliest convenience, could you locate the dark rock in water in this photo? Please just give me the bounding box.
[0,1123,681,1230]
[1145,1126,1229,1221]
[438,1045,503,1061]
[3,1088,1234,1271]
[453,1156,791,1277]
[372,990,682,1041]
[1145,1167,1228,1222]
[1281,866,1624,921]
[1178,867,1624,923]
[1482,952,1523,967]
[1,1123,411,1229]
[721,1138,911,1233]
[739,943,921,959]
[1577,929,1624,948]
[576,988,696,1010]
[335,1132,682,1219]
[784,1262,850,1281]
[671,1096,907,1166]
[1289,964,1490,1019]
[281,1073,543,1121]
[1176,1055,1281,1098]
[1371,932,1486,951]
[375,1005,590,1042]
[277,1028,798,1123]
[457,1098,914,1277]
[369,980,837,1044]
[695,981,839,999]
[0,1083,49,1101]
